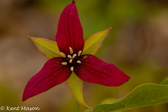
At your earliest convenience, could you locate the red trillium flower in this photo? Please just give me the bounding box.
[23,1,130,108]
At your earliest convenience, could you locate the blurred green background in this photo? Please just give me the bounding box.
[0,0,168,112]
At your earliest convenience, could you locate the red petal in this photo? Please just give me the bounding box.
[23,58,71,101]
[75,55,130,86]
[56,2,84,54]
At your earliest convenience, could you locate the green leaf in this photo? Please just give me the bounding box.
[85,109,89,112]
[29,37,62,58]
[161,77,168,85]
[67,72,89,108]
[93,83,168,112]
[83,27,111,55]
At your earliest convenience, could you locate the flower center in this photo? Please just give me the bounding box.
[60,47,82,72]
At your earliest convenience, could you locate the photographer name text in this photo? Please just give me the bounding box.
[0,106,40,111]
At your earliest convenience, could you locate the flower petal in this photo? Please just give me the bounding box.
[23,58,71,101]
[75,55,130,86]
[29,37,62,58]
[83,27,111,55]
[67,72,89,108]
[56,2,84,54]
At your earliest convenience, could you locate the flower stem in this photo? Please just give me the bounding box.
[76,102,80,112]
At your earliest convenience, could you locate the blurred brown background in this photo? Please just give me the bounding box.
[0,0,168,112]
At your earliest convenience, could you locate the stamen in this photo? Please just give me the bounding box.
[72,54,77,58]
[69,59,73,63]
[60,52,66,58]
[61,62,67,65]
[68,55,72,58]
[77,60,81,64]
[70,66,74,72]
[78,50,82,56]
[69,47,73,54]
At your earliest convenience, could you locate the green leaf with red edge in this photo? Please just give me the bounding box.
[67,72,89,108]
[82,27,111,55]
[29,37,62,58]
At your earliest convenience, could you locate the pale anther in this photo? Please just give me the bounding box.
[77,60,81,64]
[61,62,67,65]
[72,54,77,58]
[69,47,73,54]
[70,66,74,72]
[68,55,72,58]
[60,52,66,58]
[69,59,73,63]
[78,50,82,56]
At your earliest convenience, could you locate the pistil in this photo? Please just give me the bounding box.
[68,55,72,58]
[69,59,73,63]
[72,54,77,58]
[61,47,82,72]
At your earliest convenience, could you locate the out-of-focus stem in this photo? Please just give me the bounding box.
[76,102,80,112]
